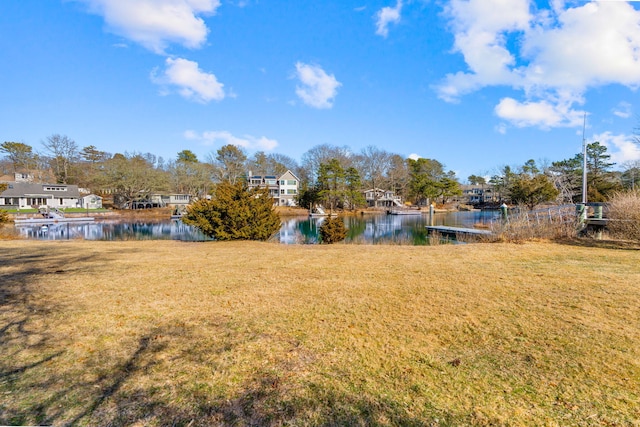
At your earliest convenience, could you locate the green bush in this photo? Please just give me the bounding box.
[182,181,281,241]
[319,216,347,244]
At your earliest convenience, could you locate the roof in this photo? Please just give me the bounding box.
[0,182,81,198]
[278,170,300,181]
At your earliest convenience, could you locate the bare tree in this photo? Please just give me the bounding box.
[208,144,248,184]
[300,144,352,185]
[42,134,78,184]
[358,145,393,192]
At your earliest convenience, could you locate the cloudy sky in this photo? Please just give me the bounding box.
[1,0,639,179]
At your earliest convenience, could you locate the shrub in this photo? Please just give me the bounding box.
[182,181,281,241]
[491,205,578,243]
[319,216,347,244]
[606,190,640,241]
[0,209,9,224]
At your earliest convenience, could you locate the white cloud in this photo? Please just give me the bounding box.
[495,97,584,129]
[593,131,640,164]
[375,0,403,38]
[78,0,220,53]
[294,62,341,109]
[152,57,225,103]
[613,102,633,119]
[437,0,640,129]
[408,153,421,160]
[184,130,279,151]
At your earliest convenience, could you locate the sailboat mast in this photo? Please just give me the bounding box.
[582,113,588,205]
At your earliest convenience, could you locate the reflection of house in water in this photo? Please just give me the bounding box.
[15,220,211,241]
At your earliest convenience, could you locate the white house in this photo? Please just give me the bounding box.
[0,182,81,209]
[247,170,300,206]
[80,194,103,209]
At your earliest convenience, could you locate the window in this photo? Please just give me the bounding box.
[287,189,297,195]
[287,180,297,186]
[266,179,276,185]
[280,189,285,194]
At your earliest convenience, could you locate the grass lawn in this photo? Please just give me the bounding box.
[0,240,639,426]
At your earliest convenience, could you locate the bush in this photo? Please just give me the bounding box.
[0,209,9,224]
[490,205,578,243]
[319,216,347,244]
[182,181,281,241]
[606,190,640,241]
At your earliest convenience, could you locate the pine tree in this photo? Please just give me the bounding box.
[319,216,347,244]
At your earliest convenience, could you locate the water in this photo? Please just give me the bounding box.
[14,211,498,244]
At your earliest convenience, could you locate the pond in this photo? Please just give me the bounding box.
[13,210,498,244]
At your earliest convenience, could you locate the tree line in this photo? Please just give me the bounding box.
[2,133,639,210]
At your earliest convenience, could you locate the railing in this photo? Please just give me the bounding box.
[505,204,577,225]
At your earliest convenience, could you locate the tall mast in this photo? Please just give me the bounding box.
[582,113,588,205]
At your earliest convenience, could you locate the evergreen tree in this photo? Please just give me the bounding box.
[319,216,347,244]
[0,183,8,223]
[182,181,280,241]
[344,166,366,210]
[317,159,346,212]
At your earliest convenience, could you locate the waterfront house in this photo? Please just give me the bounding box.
[248,170,300,206]
[363,188,403,208]
[0,182,81,210]
[461,185,495,205]
[128,193,192,209]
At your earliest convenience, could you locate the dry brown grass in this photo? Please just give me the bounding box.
[1,240,639,426]
[607,190,640,241]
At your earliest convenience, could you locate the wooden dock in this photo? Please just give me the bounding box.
[426,226,493,237]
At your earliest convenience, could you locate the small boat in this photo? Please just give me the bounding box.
[387,208,423,215]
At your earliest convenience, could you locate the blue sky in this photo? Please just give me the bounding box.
[1,0,639,181]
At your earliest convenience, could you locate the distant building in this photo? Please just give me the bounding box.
[461,185,495,205]
[0,182,81,209]
[247,170,300,206]
[127,194,192,209]
[80,194,103,209]
[363,188,403,208]
[0,172,34,183]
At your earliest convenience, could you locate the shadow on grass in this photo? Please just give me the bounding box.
[0,244,463,426]
[553,237,640,250]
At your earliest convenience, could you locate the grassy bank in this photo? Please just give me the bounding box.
[1,240,639,426]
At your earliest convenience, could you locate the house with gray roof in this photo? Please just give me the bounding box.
[0,182,81,210]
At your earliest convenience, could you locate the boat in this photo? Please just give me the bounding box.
[387,208,423,215]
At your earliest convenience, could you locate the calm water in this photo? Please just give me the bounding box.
[14,211,498,244]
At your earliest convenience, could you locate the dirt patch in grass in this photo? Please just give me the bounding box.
[1,241,639,426]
